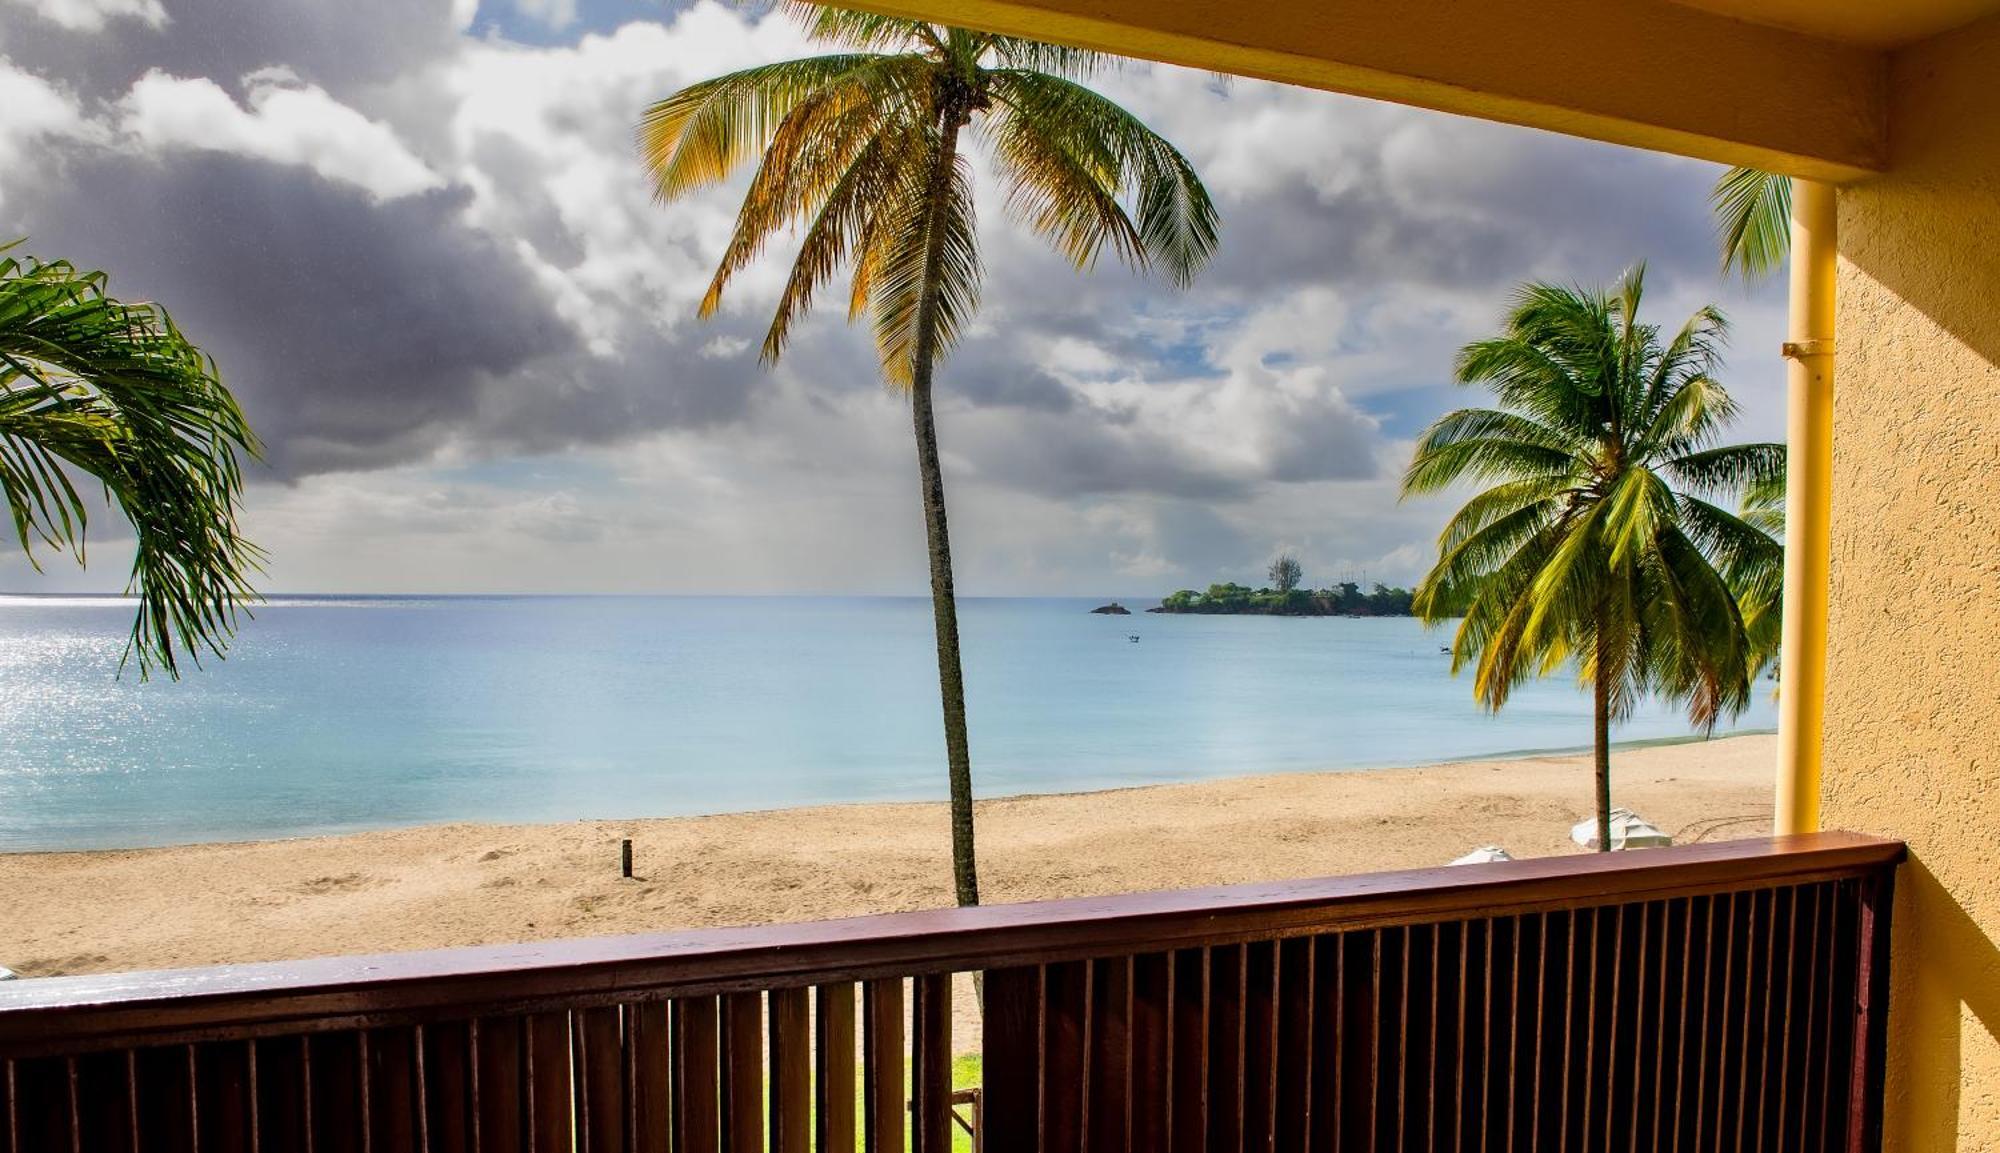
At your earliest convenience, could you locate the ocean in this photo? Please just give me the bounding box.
[0,596,1775,851]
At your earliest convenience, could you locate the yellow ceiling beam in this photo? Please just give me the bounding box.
[848,0,1888,180]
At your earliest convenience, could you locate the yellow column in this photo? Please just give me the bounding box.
[1775,179,1835,834]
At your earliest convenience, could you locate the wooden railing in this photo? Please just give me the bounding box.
[0,832,1900,1152]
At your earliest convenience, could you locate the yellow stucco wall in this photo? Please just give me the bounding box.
[1826,13,2000,1149]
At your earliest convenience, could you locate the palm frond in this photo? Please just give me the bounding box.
[1401,407,1579,495]
[0,250,261,678]
[985,69,1217,286]
[759,120,926,363]
[867,144,982,385]
[1637,301,1728,439]
[696,58,932,321]
[986,36,1114,79]
[1711,166,1791,280]
[639,55,883,199]
[1662,442,1784,499]
[777,3,938,52]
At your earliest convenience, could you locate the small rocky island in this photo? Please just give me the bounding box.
[1090,602,1132,615]
[1149,554,1415,617]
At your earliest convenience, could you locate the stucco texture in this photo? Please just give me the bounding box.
[1827,13,2000,1150]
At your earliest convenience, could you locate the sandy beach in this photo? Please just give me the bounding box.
[0,733,1773,980]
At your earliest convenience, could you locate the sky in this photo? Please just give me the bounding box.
[0,0,1788,596]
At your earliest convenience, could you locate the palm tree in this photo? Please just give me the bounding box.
[1711,167,1790,279]
[639,5,1217,906]
[0,246,261,677]
[1401,266,1783,851]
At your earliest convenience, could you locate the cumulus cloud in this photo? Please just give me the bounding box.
[0,58,101,206]
[118,68,444,201]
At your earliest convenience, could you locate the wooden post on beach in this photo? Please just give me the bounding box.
[621,839,634,879]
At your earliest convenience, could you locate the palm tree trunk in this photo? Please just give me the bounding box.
[1593,631,1614,852]
[909,112,979,908]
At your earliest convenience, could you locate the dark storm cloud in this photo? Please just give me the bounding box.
[950,366,1076,414]
[490,323,768,451]
[1197,128,1728,300]
[2,0,464,95]
[8,153,757,474]
[961,414,1258,502]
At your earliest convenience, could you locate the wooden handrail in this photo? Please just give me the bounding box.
[0,832,1899,1058]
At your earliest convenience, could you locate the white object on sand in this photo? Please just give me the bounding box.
[1570,807,1673,851]
[0,966,16,981]
[1448,845,1514,866]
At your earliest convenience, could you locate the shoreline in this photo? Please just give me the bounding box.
[1,734,1773,980]
[0,726,1777,857]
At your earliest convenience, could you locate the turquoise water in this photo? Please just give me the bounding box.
[0,596,1773,851]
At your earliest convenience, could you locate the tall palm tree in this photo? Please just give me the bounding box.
[0,247,261,678]
[1711,167,1790,279]
[1402,266,1783,851]
[639,5,1217,906]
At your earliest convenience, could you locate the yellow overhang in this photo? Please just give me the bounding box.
[847,0,1889,180]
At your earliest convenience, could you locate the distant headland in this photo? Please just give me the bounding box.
[1147,554,1415,616]
[1149,582,1415,616]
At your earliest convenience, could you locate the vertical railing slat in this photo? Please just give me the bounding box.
[1622,903,1652,1153]
[1845,874,1896,1153]
[815,984,858,1153]
[910,974,951,1153]
[257,1037,313,1153]
[1042,962,1087,1153]
[1602,905,1627,1153]
[73,1051,136,1153]
[1820,881,1856,1147]
[1528,912,1553,1153]
[524,1013,571,1153]
[1242,942,1277,1153]
[476,1017,528,1153]
[1500,915,1524,1153]
[307,1033,365,1153]
[1170,948,1210,1153]
[7,1059,68,1153]
[719,994,762,1153]
[673,997,722,1153]
[420,1021,473,1153]
[980,968,1038,1152]
[365,1027,421,1153]
[1308,935,1342,1153]
[575,1008,624,1153]
[628,1002,672,1153]
[1337,931,1373,1153]
[1086,957,1133,1153]
[1273,937,1314,1153]
[1132,953,1174,1153]
[1206,944,1245,1153]
[862,979,905,1153]
[767,987,810,1153]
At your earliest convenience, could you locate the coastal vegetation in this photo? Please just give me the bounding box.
[0,246,259,677]
[1154,581,1414,616]
[1268,552,1303,593]
[640,6,1218,906]
[1402,265,1783,852]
